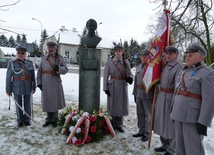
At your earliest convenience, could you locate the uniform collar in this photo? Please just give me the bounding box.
[17,59,26,64]
[113,57,123,64]
[166,59,178,67]
[184,62,202,70]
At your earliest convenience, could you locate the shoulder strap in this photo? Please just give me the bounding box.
[112,60,126,77]
[17,60,30,78]
[47,55,59,68]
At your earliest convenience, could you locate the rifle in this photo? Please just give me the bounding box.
[120,39,128,77]
[55,33,60,65]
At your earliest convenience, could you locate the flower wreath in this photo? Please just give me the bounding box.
[58,107,115,146]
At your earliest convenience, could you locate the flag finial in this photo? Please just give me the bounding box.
[162,0,168,9]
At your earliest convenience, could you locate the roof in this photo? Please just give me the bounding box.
[0,46,16,55]
[52,30,114,49]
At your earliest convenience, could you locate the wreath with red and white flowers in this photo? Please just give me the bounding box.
[58,107,115,146]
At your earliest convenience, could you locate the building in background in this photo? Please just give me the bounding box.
[0,46,16,58]
[43,29,113,66]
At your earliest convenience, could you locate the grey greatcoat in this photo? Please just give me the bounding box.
[103,57,133,116]
[132,64,153,135]
[153,59,183,138]
[37,54,68,112]
[171,63,214,155]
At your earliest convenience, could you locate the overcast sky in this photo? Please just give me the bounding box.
[0,0,160,44]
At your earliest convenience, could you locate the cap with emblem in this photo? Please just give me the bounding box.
[140,49,150,55]
[165,46,179,54]
[47,41,57,47]
[185,44,207,57]
[114,44,123,51]
[16,46,27,52]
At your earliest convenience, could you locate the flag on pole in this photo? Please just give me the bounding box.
[142,9,171,93]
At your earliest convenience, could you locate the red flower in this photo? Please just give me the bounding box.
[74,139,82,145]
[90,116,97,122]
[85,136,91,143]
[82,127,87,134]
[90,126,97,133]
[99,121,104,129]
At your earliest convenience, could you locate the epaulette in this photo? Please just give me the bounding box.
[202,65,213,71]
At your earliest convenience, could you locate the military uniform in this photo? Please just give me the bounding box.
[37,42,68,126]
[6,47,36,126]
[103,56,133,131]
[171,44,214,155]
[132,50,153,140]
[153,46,183,154]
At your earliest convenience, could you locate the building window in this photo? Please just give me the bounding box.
[65,51,70,59]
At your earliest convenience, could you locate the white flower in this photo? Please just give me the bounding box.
[76,127,81,134]
[82,112,89,118]
[69,126,75,132]
[72,136,77,144]
[72,116,78,121]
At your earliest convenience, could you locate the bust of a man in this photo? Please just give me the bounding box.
[81,19,102,48]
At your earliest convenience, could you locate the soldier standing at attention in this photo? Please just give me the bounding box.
[153,46,183,155]
[6,45,36,127]
[132,49,154,142]
[37,42,68,127]
[171,44,214,155]
[103,44,133,132]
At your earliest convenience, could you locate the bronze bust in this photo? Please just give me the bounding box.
[81,19,102,48]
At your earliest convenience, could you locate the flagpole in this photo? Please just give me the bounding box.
[147,0,169,150]
[147,84,158,150]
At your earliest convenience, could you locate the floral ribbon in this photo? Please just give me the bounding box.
[66,117,90,146]
[65,112,115,145]
[104,115,115,138]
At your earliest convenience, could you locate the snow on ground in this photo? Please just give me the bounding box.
[0,68,213,155]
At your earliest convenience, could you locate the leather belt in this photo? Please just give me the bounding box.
[160,87,174,93]
[111,75,126,80]
[42,70,57,75]
[177,90,202,100]
[13,76,31,81]
[137,85,145,90]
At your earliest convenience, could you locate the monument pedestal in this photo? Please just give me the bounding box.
[79,48,101,113]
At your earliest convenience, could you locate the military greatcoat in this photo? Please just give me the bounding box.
[132,64,154,134]
[153,59,183,138]
[103,57,133,116]
[37,54,68,112]
[171,63,214,155]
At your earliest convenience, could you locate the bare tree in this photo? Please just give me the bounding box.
[149,0,214,64]
[0,0,21,34]
[0,0,21,11]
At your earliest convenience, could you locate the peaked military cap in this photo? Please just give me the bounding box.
[114,44,123,51]
[185,44,207,57]
[47,41,57,47]
[16,46,27,52]
[165,46,179,54]
[140,49,150,55]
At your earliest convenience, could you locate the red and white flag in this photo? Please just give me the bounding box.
[142,10,171,93]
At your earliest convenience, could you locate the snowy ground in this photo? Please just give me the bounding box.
[0,68,214,155]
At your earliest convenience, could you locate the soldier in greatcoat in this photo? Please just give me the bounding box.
[171,44,214,155]
[6,46,36,127]
[103,44,133,132]
[153,46,183,155]
[132,49,154,142]
[37,41,68,127]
